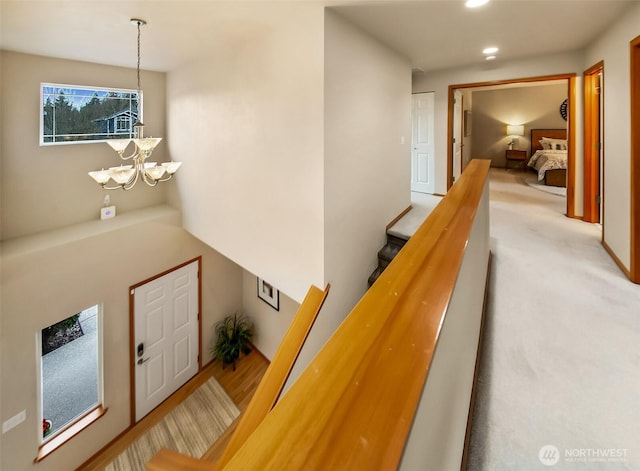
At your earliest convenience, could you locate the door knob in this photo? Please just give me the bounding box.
[137,357,149,365]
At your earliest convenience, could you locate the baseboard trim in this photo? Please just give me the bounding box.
[602,240,632,280]
[460,251,492,471]
[386,205,413,231]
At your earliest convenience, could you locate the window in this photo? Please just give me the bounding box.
[40,83,141,145]
[38,305,104,459]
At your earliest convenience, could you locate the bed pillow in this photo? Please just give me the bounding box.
[541,137,567,150]
[540,139,552,150]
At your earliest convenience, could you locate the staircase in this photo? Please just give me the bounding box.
[368,232,409,286]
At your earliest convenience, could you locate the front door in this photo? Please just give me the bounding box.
[411,92,435,194]
[133,259,200,422]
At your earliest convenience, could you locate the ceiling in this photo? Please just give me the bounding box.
[0,0,636,74]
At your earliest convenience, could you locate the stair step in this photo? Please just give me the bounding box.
[386,232,409,247]
[368,266,384,287]
[378,243,402,263]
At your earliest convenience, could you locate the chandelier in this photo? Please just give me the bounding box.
[88,18,181,190]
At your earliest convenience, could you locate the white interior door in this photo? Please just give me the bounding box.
[411,92,435,194]
[452,89,463,183]
[134,261,199,422]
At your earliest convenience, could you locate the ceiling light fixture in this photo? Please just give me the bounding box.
[88,18,181,191]
[485,55,496,61]
[465,0,490,8]
[482,46,499,55]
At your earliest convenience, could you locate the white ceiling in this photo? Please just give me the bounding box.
[0,0,636,73]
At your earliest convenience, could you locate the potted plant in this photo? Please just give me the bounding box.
[212,313,254,371]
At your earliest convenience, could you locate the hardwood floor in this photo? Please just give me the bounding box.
[76,351,269,471]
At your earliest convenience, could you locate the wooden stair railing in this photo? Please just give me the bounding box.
[217,160,490,470]
[146,284,330,471]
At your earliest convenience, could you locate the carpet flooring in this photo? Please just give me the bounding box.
[466,169,640,470]
[105,377,239,471]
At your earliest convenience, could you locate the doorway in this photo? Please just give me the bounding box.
[447,74,576,218]
[411,92,435,194]
[130,258,201,422]
[584,61,604,225]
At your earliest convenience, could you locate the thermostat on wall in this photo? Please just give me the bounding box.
[101,205,116,220]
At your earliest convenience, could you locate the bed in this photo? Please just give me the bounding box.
[527,129,567,187]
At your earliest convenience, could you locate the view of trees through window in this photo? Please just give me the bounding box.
[41,84,140,144]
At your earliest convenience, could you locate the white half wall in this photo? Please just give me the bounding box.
[584,2,640,271]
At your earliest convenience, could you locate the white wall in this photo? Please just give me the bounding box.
[0,209,242,471]
[166,4,326,304]
[412,51,584,196]
[286,10,412,388]
[584,1,640,270]
[241,270,300,361]
[0,51,169,241]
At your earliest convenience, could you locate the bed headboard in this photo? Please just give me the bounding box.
[531,129,567,154]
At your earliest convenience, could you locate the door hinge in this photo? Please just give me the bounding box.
[596,195,601,204]
[452,176,456,184]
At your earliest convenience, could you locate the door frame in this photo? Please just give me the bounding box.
[583,61,604,225]
[631,35,640,283]
[447,73,576,218]
[411,91,436,194]
[128,256,202,424]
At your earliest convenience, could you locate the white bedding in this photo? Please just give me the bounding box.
[527,150,567,181]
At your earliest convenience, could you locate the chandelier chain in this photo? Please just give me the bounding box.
[136,20,141,96]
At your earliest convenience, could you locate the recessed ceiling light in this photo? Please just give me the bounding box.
[485,55,496,61]
[466,0,490,8]
[483,47,499,55]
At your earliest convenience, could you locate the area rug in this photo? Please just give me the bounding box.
[522,174,566,197]
[105,377,239,471]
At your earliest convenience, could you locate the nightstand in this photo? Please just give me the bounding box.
[505,149,527,170]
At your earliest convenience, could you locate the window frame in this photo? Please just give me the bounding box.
[39,82,143,146]
[35,305,106,461]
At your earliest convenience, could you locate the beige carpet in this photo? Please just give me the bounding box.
[466,169,640,470]
[105,377,240,471]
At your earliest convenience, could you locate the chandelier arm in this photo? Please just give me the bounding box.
[141,170,160,187]
[101,182,126,191]
[118,150,139,161]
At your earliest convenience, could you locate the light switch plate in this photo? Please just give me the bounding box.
[101,205,116,220]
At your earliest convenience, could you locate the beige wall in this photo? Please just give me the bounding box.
[0,208,242,470]
[286,10,412,387]
[241,269,300,361]
[471,84,567,168]
[166,4,326,305]
[585,1,640,271]
[0,51,170,241]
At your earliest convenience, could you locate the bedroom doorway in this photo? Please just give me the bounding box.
[447,73,576,219]
[583,61,604,226]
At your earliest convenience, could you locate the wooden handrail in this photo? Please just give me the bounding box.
[146,284,329,471]
[218,160,490,470]
[214,284,329,469]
